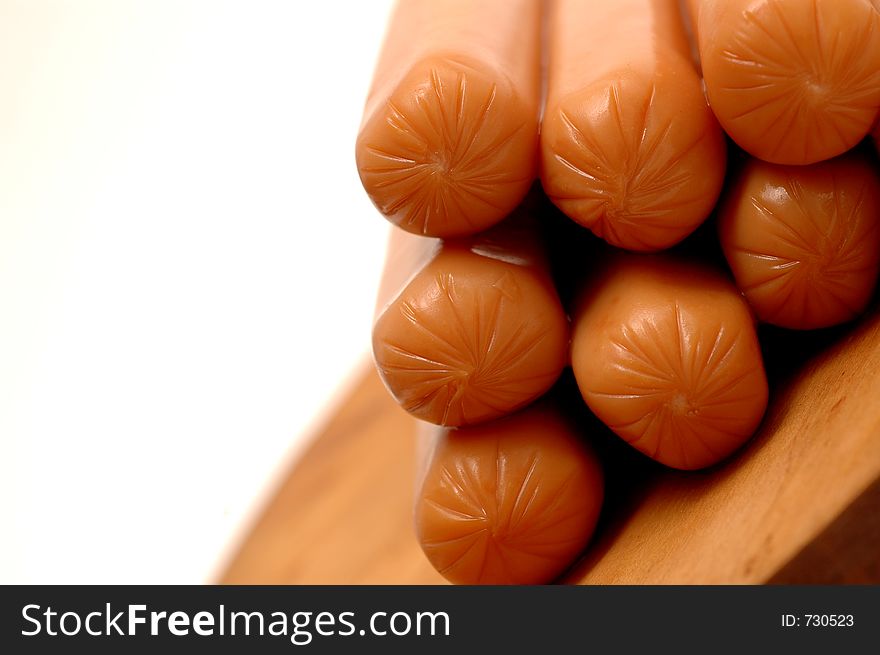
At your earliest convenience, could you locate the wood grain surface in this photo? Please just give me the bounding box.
[221,306,880,585]
[220,362,443,584]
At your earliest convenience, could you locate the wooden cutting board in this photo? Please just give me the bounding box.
[220,305,880,584]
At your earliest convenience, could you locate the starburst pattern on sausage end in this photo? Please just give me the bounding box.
[708,0,880,164]
[541,67,725,252]
[417,435,601,584]
[585,303,768,470]
[723,167,880,329]
[357,56,536,237]
[374,270,567,426]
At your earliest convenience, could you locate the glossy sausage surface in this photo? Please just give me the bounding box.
[541,0,726,251]
[356,0,541,237]
[719,153,880,329]
[373,212,569,426]
[571,256,768,470]
[415,403,604,585]
[687,0,880,165]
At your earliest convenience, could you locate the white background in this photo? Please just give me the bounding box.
[0,0,394,583]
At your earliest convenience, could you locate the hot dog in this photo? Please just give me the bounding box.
[540,0,726,251]
[719,153,880,329]
[571,255,769,470]
[372,208,569,426]
[356,0,541,237]
[685,0,880,165]
[414,402,604,584]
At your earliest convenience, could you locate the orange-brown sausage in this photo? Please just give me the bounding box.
[719,153,880,329]
[571,255,768,470]
[540,0,726,251]
[685,0,880,165]
[373,210,569,426]
[414,402,604,584]
[356,0,541,237]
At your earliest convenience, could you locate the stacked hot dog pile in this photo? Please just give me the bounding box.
[354,0,880,584]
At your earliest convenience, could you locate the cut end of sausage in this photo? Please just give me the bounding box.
[372,258,568,426]
[415,408,604,585]
[540,64,725,252]
[356,54,537,238]
[720,156,880,329]
[701,0,880,165]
